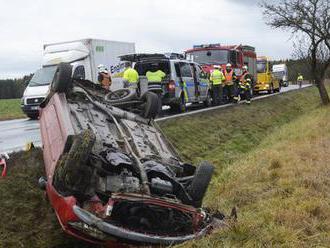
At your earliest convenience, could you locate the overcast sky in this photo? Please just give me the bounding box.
[0,0,293,79]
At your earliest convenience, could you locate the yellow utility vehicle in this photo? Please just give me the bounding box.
[254,56,280,94]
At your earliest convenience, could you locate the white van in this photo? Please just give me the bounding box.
[272,64,289,87]
[21,39,135,119]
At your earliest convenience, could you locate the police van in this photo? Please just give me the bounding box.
[119,53,211,112]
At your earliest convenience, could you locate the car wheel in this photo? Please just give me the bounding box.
[188,161,214,208]
[53,129,96,197]
[51,63,73,93]
[105,88,137,103]
[141,91,160,119]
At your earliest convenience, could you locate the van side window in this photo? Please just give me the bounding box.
[180,63,192,77]
[174,63,181,77]
[73,66,85,79]
[197,65,208,79]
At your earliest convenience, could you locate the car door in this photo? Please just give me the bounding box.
[179,62,195,102]
[196,65,209,99]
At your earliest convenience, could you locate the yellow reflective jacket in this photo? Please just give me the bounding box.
[297,75,304,81]
[123,68,139,83]
[210,69,225,85]
[146,70,166,83]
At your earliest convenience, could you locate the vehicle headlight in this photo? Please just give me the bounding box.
[21,97,25,105]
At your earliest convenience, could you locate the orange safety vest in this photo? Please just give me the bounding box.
[224,70,234,85]
[100,72,112,90]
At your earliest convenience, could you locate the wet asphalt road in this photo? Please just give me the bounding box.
[0,84,311,154]
[0,118,41,153]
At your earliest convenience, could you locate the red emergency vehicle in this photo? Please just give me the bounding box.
[185,44,257,82]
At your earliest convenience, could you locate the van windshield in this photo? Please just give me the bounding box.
[187,50,229,65]
[135,60,170,76]
[28,66,57,87]
[257,61,267,73]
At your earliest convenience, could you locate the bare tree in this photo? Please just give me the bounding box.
[261,0,330,105]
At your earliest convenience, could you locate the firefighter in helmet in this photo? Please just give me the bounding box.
[223,63,237,103]
[97,64,112,91]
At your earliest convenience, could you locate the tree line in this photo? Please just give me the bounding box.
[273,58,330,83]
[0,74,32,99]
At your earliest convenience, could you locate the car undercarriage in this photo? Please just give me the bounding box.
[39,63,224,246]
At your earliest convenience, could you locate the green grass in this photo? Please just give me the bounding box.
[0,86,329,247]
[160,86,322,167]
[0,149,97,248]
[0,98,25,120]
[159,86,330,247]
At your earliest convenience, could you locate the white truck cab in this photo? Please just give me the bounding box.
[21,39,135,119]
[272,64,289,87]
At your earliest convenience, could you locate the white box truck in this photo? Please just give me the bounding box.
[272,64,289,87]
[21,38,135,119]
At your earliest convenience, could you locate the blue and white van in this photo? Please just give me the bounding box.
[120,53,211,112]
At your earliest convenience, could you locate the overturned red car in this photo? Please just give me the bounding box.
[39,63,223,246]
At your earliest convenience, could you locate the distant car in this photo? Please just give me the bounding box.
[119,53,212,112]
[39,63,222,246]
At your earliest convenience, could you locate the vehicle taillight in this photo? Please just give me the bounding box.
[168,80,176,92]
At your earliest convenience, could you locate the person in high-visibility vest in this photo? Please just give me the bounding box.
[223,63,237,103]
[297,73,304,88]
[238,66,253,104]
[146,70,166,83]
[146,69,166,115]
[123,62,139,88]
[210,65,225,105]
[97,64,112,91]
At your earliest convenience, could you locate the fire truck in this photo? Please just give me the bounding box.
[185,44,257,83]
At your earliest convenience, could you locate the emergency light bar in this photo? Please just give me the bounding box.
[193,43,221,49]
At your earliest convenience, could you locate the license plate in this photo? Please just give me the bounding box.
[31,106,39,110]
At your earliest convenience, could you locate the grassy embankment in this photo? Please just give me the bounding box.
[0,85,329,247]
[0,99,25,120]
[159,86,330,247]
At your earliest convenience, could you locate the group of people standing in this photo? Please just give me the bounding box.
[96,62,253,108]
[97,62,165,91]
[210,63,253,105]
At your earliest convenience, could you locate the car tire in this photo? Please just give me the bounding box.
[53,129,96,197]
[141,91,160,119]
[51,63,73,93]
[188,161,214,208]
[105,88,137,103]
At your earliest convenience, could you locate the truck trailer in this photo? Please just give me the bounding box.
[21,38,135,119]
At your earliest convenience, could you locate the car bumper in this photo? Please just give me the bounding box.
[21,104,40,115]
[254,85,270,91]
[72,205,212,246]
